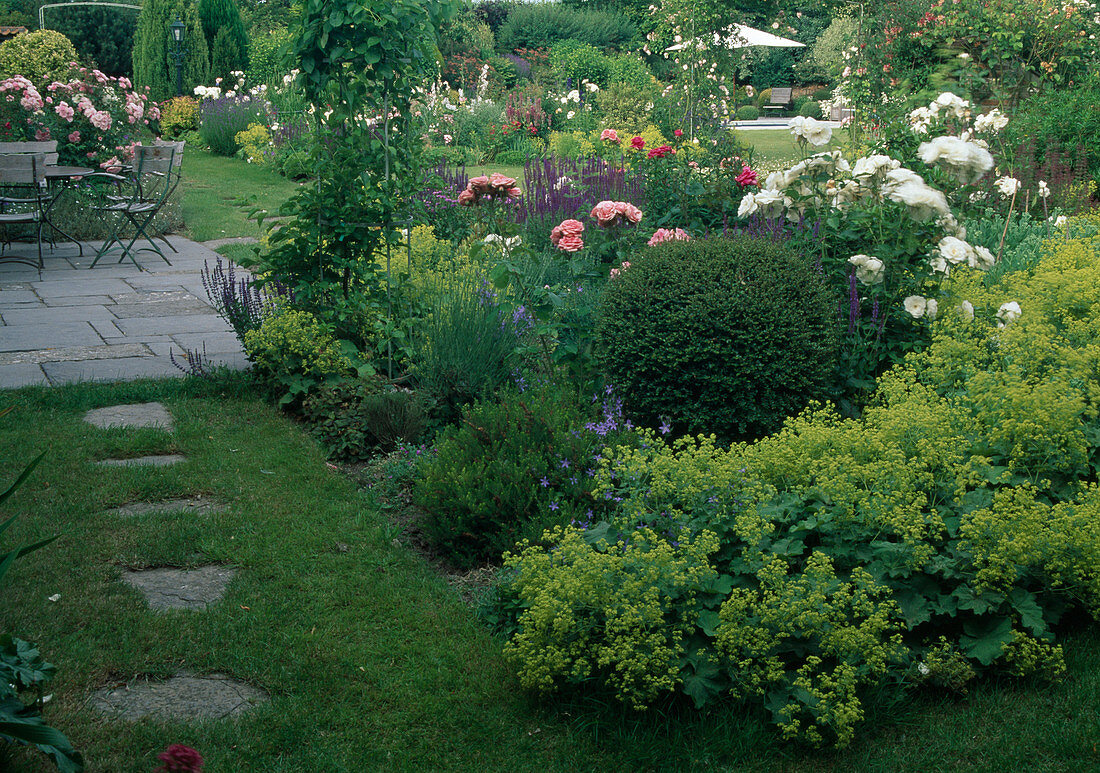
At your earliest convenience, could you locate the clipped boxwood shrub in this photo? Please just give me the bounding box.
[595,236,838,441]
[498,4,635,52]
[798,100,823,119]
[736,104,760,121]
[0,29,77,83]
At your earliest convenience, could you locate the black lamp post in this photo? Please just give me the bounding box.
[169,16,186,97]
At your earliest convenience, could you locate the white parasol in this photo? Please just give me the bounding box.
[665,23,806,52]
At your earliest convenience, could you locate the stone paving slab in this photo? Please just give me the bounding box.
[0,321,103,352]
[107,496,226,518]
[1,305,115,325]
[0,362,49,387]
[91,672,268,722]
[84,402,173,430]
[0,343,150,366]
[121,565,235,610]
[0,240,249,389]
[97,454,186,467]
[42,356,182,383]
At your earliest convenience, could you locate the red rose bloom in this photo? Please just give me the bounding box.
[630,136,645,150]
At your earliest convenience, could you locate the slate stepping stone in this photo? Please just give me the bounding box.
[108,496,225,518]
[97,454,186,467]
[121,565,235,610]
[91,672,268,722]
[84,402,174,431]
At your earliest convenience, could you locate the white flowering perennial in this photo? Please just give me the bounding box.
[917,136,995,184]
[973,108,1009,133]
[787,116,832,147]
[994,176,1021,197]
[848,254,885,285]
[904,295,929,318]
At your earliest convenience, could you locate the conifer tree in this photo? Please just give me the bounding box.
[132,0,210,100]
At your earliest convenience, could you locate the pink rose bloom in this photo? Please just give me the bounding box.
[468,175,490,193]
[619,202,642,224]
[557,234,584,252]
[20,92,43,111]
[591,200,619,225]
[558,219,584,237]
[99,156,122,172]
[600,129,620,143]
[457,188,477,206]
[155,744,203,773]
[609,267,621,279]
[504,186,522,198]
[647,228,691,246]
[630,136,645,150]
[621,261,631,269]
[90,110,112,131]
[735,164,758,188]
[68,130,80,143]
[489,172,517,189]
[34,128,50,141]
[550,225,563,246]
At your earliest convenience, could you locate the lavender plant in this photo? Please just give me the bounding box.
[199,95,267,156]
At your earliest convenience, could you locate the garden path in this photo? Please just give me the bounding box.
[0,236,249,389]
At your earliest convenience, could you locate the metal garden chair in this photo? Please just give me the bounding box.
[0,153,46,269]
[89,142,184,269]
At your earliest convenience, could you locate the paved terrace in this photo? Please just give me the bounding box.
[0,237,250,389]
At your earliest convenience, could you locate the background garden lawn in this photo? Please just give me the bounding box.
[1,376,1098,772]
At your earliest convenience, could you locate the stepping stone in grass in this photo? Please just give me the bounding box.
[121,565,235,611]
[97,454,186,467]
[84,402,174,431]
[108,496,226,518]
[91,672,268,722]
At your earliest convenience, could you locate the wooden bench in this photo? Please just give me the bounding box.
[761,87,793,115]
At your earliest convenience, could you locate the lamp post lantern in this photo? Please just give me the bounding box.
[169,16,186,97]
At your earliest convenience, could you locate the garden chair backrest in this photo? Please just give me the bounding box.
[152,139,185,168]
[131,143,181,203]
[0,141,59,167]
[0,153,46,187]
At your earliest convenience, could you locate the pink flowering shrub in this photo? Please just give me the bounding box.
[591,200,642,228]
[647,228,690,246]
[0,66,160,166]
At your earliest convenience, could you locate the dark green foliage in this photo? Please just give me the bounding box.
[200,0,248,82]
[45,5,139,77]
[132,0,210,100]
[414,385,592,569]
[1004,77,1100,192]
[798,100,823,119]
[497,5,635,53]
[245,26,291,85]
[595,236,839,441]
[303,380,429,460]
[736,104,760,121]
[812,87,833,101]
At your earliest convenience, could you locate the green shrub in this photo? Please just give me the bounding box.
[549,40,611,87]
[415,384,605,569]
[246,27,292,86]
[498,4,635,52]
[595,236,838,441]
[736,104,760,121]
[303,379,428,460]
[596,81,654,133]
[494,148,530,166]
[755,87,772,108]
[493,234,1100,746]
[0,29,77,83]
[605,53,653,87]
[798,100,823,119]
[159,96,200,138]
[243,302,356,404]
[812,87,834,101]
[409,274,518,424]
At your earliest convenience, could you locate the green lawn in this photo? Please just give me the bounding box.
[1,377,1099,771]
[735,128,849,167]
[179,148,301,242]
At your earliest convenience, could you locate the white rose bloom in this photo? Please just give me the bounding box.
[763,170,787,191]
[788,116,832,146]
[932,91,971,119]
[974,109,1009,133]
[995,176,1021,197]
[1038,180,1051,199]
[926,299,938,320]
[848,254,885,285]
[996,301,1022,328]
[939,236,975,265]
[1054,215,1068,227]
[567,110,576,119]
[970,245,996,270]
[852,154,900,180]
[737,192,758,218]
[959,300,974,321]
[889,181,951,222]
[904,295,929,318]
[884,167,925,188]
[754,188,786,217]
[917,136,994,183]
[930,255,951,276]
[908,106,933,133]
